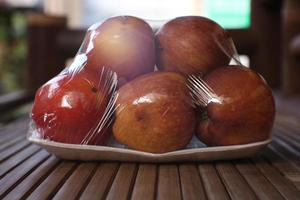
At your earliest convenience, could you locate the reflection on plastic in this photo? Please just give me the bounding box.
[28,15,275,155]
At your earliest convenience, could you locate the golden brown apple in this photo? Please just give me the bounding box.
[80,16,155,81]
[113,72,196,153]
[156,16,235,77]
[196,66,275,146]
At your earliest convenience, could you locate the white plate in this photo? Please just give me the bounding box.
[28,134,271,163]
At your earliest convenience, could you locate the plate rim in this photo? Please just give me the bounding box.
[28,136,272,158]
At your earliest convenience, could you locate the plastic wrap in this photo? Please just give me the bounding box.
[28,15,275,157]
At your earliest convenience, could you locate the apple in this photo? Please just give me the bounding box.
[31,70,115,145]
[155,16,235,76]
[113,72,196,153]
[195,66,275,146]
[80,16,155,82]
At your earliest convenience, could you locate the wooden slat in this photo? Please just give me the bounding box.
[2,156,59,200]
[106,163,137,200]
[0,117,28,137]
[131,164,157,200]
[0,135,25,152]
[277,120,300,135]
[0,139,30,162]
[53,162,97,200]
[275,113,300,131]
[274,123,300,147]
[0,145,40,177]
[179,164,206,200]
[157,165,182,200]
[275,134,300,155]
[262,147,300,190]
[26,161,77,200]
[265,144,300,171]
[80,163,119,200]
[253,156,300,200]
[274,126,300,152]
[215,162,257,200]
[0,150,49,198]
[275,123,300,143]
[198,164,230,200]
[271,139,300,167]
[0,126,25,145]
[234,160,284,200]
[272,125,300,188]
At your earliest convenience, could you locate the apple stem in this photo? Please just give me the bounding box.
[187,75,221,107]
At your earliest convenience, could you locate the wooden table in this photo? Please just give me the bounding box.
[1,96,300,200]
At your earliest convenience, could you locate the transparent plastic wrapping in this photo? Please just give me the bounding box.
[28,15,275,158]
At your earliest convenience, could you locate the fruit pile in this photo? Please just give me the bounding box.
[31,16,275,153]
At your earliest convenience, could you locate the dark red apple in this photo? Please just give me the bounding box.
[156,16,235,76]
[31,71,114,145]
[113,72,196,153]
[80,16,155,82]
[196,66,275,146]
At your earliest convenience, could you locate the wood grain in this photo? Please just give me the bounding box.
[106,163,137,200]
[131,164,157,200]
[0,150,49,198]
[53,162,97,200]
[262,146,300,190]
[80,163,119,200]
[157,165,181,200]
[216,162,257,200]
[0,139,30,162]
[234,160,284,200]
[2,156,59,200]
[179,164,206,200]
[198,164,230,200]
[0,135,25,152]
[0,145,40,177]
[0,118,28,140]
[253,156,300,200]
[26,161,77,200]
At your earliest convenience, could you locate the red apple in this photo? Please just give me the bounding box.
[31,71,114,145]
[113,72,196,153]
[156,16,235,76]
[195,66,275,146]
[80,16,155,82]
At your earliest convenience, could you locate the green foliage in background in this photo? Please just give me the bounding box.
[0,12,27,94]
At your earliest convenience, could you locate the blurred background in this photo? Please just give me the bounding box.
[0,0,298,124]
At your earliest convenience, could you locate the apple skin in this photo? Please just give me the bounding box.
[113,72,196,153]
[80,16,155,82]
[31,72,111,145]
[155,16,234,77]
[196,66,275,146]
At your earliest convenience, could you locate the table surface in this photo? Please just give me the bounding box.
[1,95,300,200]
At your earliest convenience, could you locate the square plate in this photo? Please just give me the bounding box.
[28,134,271,163]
